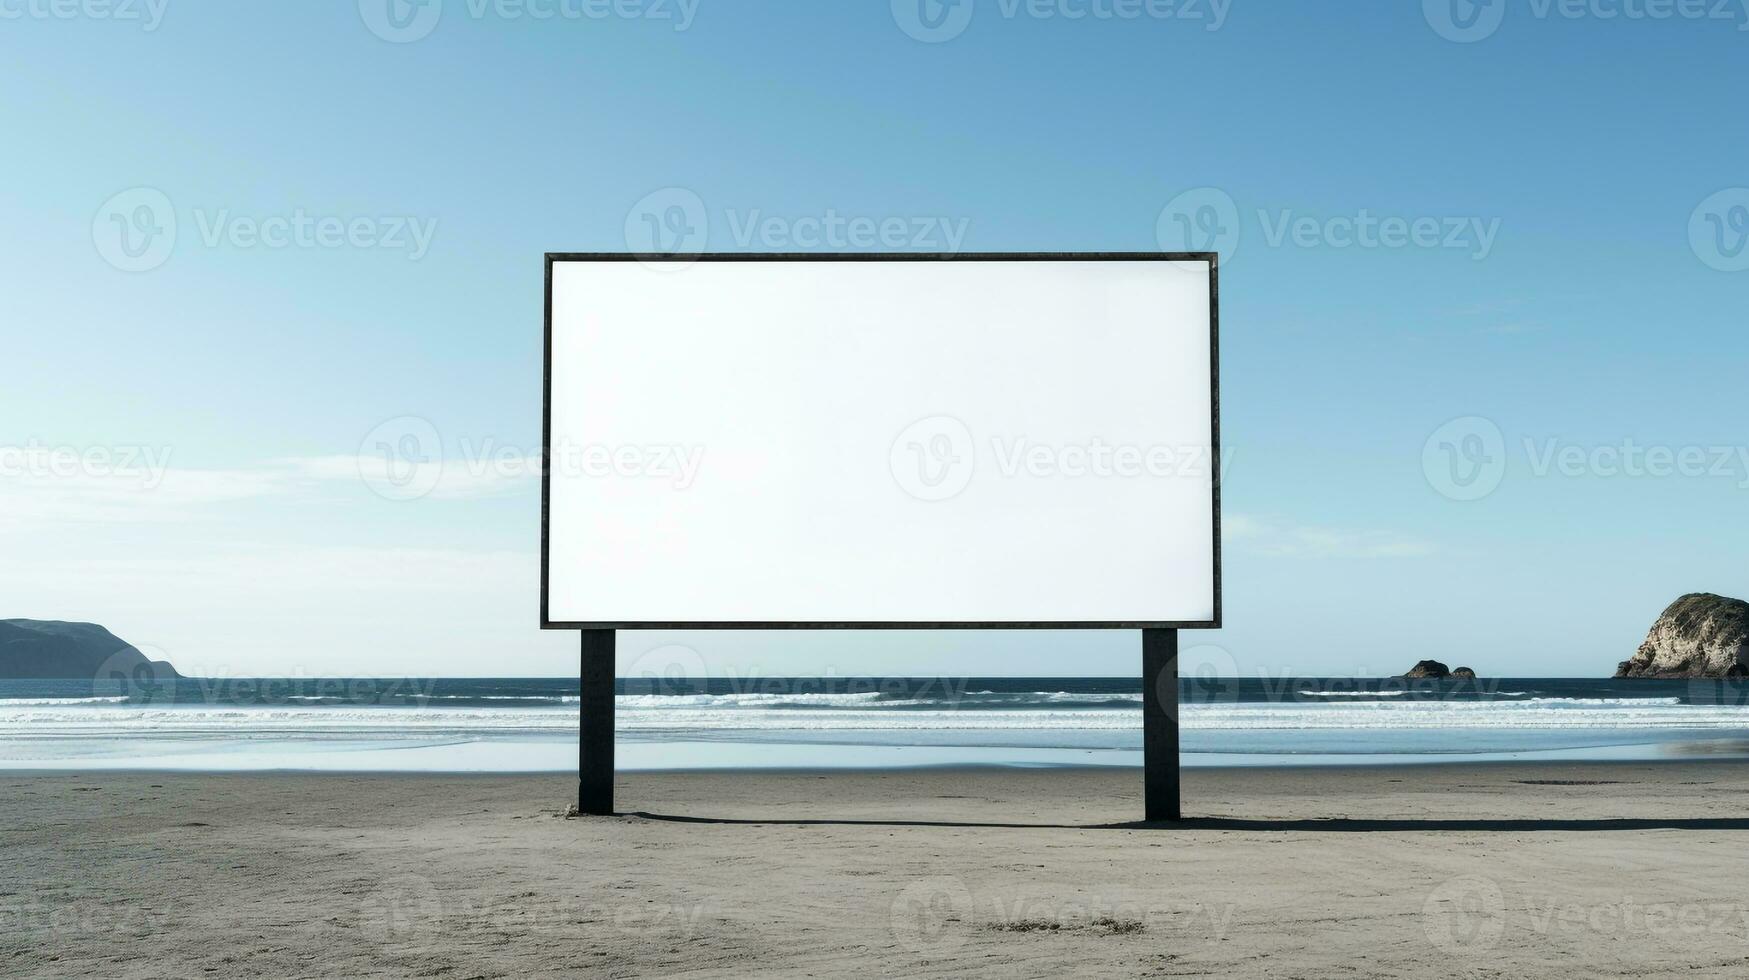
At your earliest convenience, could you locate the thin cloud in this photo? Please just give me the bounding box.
[0,452,537,528]
[282,454,539,500]
[1225,513,1433,558]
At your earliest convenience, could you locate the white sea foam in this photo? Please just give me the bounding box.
[615,691,888,709]
[0,696,130,706]
[0,694,1746,736]
[422,695,571,701]
[615,691,1142,709]
[0,706,581,734]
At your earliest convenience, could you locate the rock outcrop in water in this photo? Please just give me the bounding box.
[1615,594,1749,679]
[0,620,179,680]
[1451,667,1477,679]
[1403,660,1451,679]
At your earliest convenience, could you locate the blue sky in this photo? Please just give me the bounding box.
[2,1,1745,678]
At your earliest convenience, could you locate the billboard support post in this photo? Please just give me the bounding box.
[546,253,1218,821]
[1142,627,1181,821]
[579,629,615,814]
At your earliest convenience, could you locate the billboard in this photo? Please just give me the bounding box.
[543,253,1219,629]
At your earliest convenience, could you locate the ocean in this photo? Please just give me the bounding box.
[5,675,1749,772]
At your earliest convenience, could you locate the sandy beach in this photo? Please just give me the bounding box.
[6,763,1749,978]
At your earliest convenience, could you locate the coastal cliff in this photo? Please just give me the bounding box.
[1615,594,1749,678]
[0,620,179,680]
